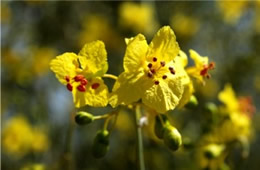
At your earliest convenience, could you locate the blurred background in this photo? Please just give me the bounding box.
[1,1,260,170]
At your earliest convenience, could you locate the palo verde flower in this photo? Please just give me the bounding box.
[185,49,215,84]
[109,26,189,113]
[50,40,109,108]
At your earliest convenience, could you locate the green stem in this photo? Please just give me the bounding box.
[135,105,146,170]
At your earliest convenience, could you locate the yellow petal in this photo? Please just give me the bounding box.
[142,76,184,113]
[178,79,194,108]
[73,78,109,108]
[178,50,188,67]
[189,49,208,68]
[109,71,146,107]
[78,40,108,77]
[147,26,180,62]
[50,52,78,85]
[218,84,239,112]
[123,34,149,72]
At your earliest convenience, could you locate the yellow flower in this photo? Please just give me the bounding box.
[109,26,189,113]
[218,84,239,113]
[216,0,249,25]
[118,2,158,35]
[50,41,109,108]
[170,14,200,38]
[2,116,49,157]
[185,49,215,84]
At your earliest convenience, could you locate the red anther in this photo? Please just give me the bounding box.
[91,83,100,89]
[74,75,85,82]
[169,67,174,71]
[77,84,86,92]
[209,62,215,69]
[170,70,175,75]
[65,76,70,82]
[154,80,160,85]
[160,61,166,67]
[200,67,208,76]
[206,74,211,79]
[148,63,153,68]
[81,79,88,85]
[162,75,167,79]
[66,83,73,91]
[147,71,153,78]
[153,57,157,62]
[151,69,156,74]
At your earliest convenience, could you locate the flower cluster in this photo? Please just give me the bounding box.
[50,26,215,157]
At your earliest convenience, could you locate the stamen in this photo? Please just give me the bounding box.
[74,75,85,82]
[169,67,174,71]
[66,83,73,91]
[147,71,153,78]
[151,69,156,74]
[77,84,86,92]
[91,83,100,89]
[148,63,153,68]
[153,57,157,62]
[160,61,166,67]
[162,75,167,79]
[209,62,215,69]
[170,70,175,75]
[154,80,160,85]
[81,79,88,85]
[200,68,208,76]
[65,76,70,82]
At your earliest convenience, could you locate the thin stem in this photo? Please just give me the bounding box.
[103,74,118,80]
[135,104,146,170]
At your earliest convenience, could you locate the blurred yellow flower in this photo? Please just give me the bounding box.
[21,163,46,170]
[2,116,49,158]
[216,0,249,24]
[78,15,121,50]
[185,50,215,84]
[110,26,189,113]
[1,3,11,24]
[50,41,109,108]
[118,2,158,35]
[170,14,200,38]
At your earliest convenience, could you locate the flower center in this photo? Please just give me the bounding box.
[200,62,215,79]
[145,57,175,85]
[64,75,100,92]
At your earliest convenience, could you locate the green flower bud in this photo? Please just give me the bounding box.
[163,125,182,151]
[203,144,225,160]
[185,95,198,109]
[75,111,94,125]
[154,114,169,139]
[204,102,218,114]
[92,130,110,158]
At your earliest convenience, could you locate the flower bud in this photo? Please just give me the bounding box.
[92,130,110,158]
[163,125,182,151]
[154,114,169,139]
[204,102,217,114]
[75,111,94,125]
[185,95,198,109]
[203,144,225,160]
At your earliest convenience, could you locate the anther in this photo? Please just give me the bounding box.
[209,62,215,69]
[91,83,100,89]
[65,76,70,82]
[148,63,153,68]
[162,75,167,79]
[169,67,174,71]
[153,57,157,62]
[147,71,153,78]
[154,81,160,85]
[160,61,166,67]
[74,75,85,82]
[81,79,88,85]
[151,69,156,74]
[171,70,175,75]
[66,83,73,91]
[77,84,86,92]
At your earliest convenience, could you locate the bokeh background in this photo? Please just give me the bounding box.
[1,1,260,170]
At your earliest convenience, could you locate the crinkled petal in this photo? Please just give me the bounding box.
[147,26,180,62]
[123,34,149,72]
[50,52,78,85]
[142,77,184,113]
[78,40,108,77]
[73,78,109,108]
[109,71,146,107]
